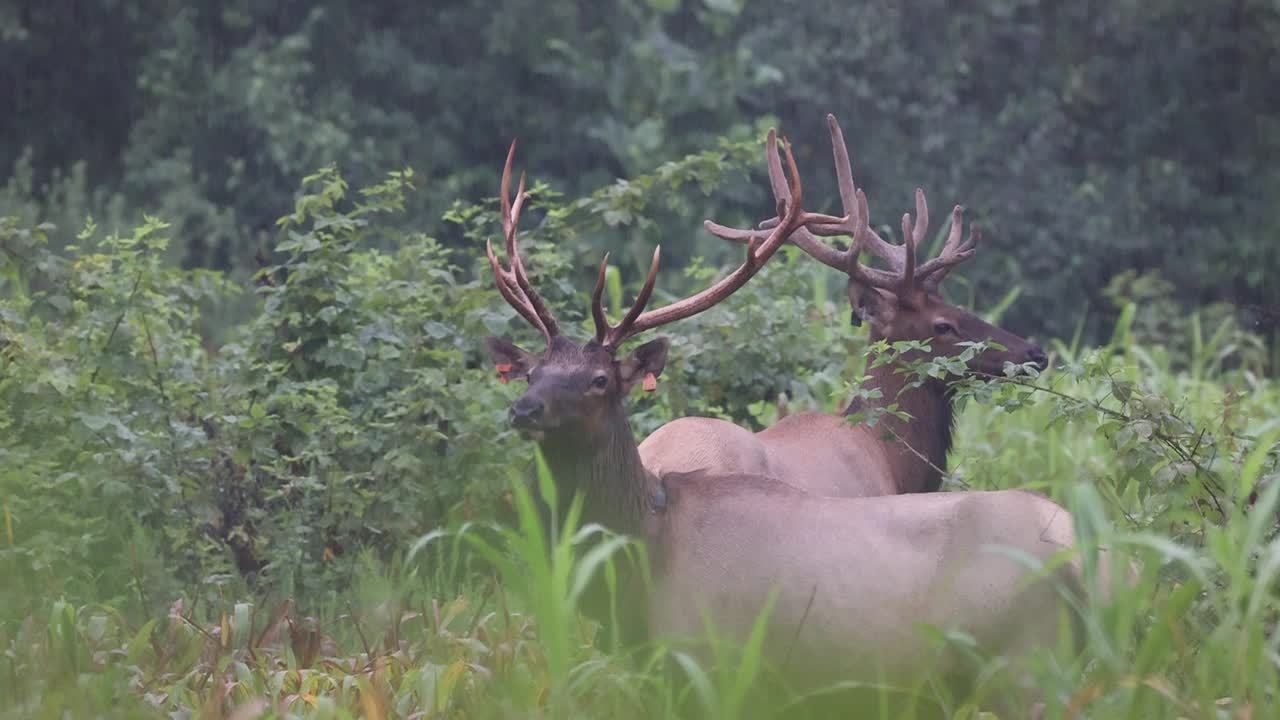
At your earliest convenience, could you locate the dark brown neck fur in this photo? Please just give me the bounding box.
[843,348,954,493]
[535,403,655,540]
[533,402,656,644]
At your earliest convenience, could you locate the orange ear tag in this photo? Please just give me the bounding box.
[495,363,513,384]
[642,372,658,393]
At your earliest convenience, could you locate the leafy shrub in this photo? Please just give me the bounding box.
[0,142,822,612]
[3,144,1279,718]
[1,169,522,611]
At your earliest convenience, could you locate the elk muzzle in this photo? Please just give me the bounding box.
[510,395,546,432]
[1025,346,1048,371]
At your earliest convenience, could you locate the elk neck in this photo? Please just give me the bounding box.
[844,344,955,493]
[533,401,657,539]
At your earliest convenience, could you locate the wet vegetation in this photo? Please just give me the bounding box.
[3,1,1279,717]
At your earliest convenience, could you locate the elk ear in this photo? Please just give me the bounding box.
[618,337,669,394]
[482,336,537,382]
[848,282,893,331]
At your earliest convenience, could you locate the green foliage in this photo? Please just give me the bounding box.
[1102,269,1269,379]
[2,146,1279,717]
[5,2,1278,348]
[1,212,237,610]
[1,169,514,614]
[1,133,792,621]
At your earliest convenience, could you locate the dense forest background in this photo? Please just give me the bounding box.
[5,2,1280,716]
[4,0,1279,346]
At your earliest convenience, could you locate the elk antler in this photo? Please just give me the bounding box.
[592,135,810,350]
[486,140,561,346]
[706,114,979,298]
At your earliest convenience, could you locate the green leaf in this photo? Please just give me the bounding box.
[232,602,253,649]
[423,321,452,339]
[568,535,631,605]
[77,413,112,432]
[1238,430,1279,499]
[702,0,742,14]
[125,619,158,666]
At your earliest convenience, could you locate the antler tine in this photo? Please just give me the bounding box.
[829,114,858,221]
[499,141,561,338]
[487,238,551,344]
[896,188,927,294]
[916,204,980,292]
[899,212,916,293]
[706,116,902,292]
[764,128,791,205]
[701,128,787,245]
[841,187,904,290]
[488,140,559,345]
[940,204,966,258]
[597,247,662,348]
[606,138,808,347]
[799,115,903,289]
[821,114,901,266]
[774,123,854,272]
[500,141,516,238]
[794,116,900,277]
[591,253,611,343]
[711,116,978,299]
[910,188,930,246]
[705,127,849,272]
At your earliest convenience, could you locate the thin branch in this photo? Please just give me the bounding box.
[347,601,376,671]
[88,268,145,386]
[141,314,201,525]
[970,372,1228,516]
[879,423,955,485]
[781,584,818,676]
[464,577,497,639]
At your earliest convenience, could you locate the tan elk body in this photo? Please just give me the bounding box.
[641,115,1048,497]
[480,139,1088,706]
[650,478,1077,683]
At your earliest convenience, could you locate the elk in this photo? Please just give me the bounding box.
[481,138,1090,712]
[640,115,1048,497]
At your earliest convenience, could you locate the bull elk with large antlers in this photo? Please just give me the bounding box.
[641,115,1048,497]
[481,137,1091,712]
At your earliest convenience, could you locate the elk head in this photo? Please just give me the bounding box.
[483,138,810,443]
[708,115,1047,378]
[484,334,670,442]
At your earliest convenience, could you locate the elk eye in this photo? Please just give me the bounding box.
[591,375,609,389]
[933,321,956,335]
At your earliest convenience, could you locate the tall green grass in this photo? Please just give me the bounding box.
[3,334,1277,718]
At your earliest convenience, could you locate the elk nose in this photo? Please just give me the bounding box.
[510,396,544,428]
[1026,347,1049,370]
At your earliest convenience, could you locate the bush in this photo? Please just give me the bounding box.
[0,143,821,611]
[0,169,525,610]
[3,148,1279,718]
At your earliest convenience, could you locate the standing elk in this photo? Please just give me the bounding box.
[641,115,1048,497]
[482,138,1090,713]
